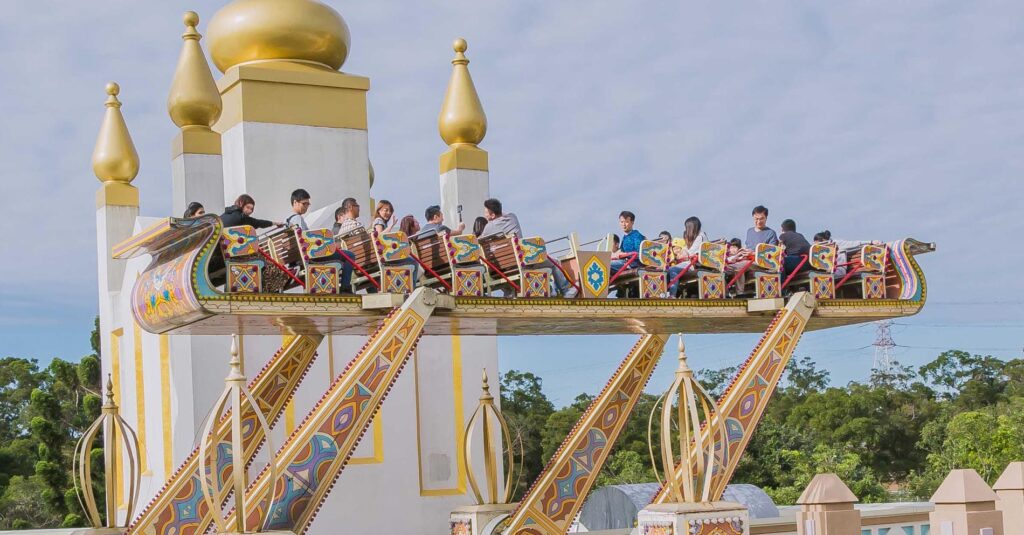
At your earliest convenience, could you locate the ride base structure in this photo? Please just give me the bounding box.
[90,2,935,534]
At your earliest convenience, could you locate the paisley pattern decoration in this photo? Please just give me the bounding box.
[129,336,322,535]
[505,335,667,534]
[522,270,552,298]
[860,244,887,273]
[691,518,744,535]
[236,301,431,534]
[639,240,668,270]
[810,273,835,300]
[296,229,336,261]
[753,243,782,273]
[695,242,726,273]
[808,243,837,273]
[890,239,928,301]
[516,236,548,266]
[862,273,886,300]
[447,234,483,264]
[583,256,609,297]
[754,272,780,299]
[376,231,411,262]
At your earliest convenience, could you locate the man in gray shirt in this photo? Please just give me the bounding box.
[481,198,575,298]
[745,205,779,248]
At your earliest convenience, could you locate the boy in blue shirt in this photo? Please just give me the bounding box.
[610,210,645,275]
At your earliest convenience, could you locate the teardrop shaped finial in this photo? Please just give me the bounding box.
[105,374,116,405]
[226,335,245,382]
[676,333,691,373]
[168,11,223,130]
[438,37,487,146]
[92,82,140,185]
[479,369,493,401]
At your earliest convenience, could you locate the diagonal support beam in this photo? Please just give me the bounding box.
[128,334,323,535]
[652,292,816,504]
[505,334,669,535]
[223,288,441,534]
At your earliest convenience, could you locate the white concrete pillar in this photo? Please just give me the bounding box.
[994,462,1024,535]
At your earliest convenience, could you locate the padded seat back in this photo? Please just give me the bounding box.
[694,241,727,272]
[514,236,548,267]
[859,244,888,273]
[375,230,412,263]
[336,227,377,273]
[411,232,450,274]
[753,243,782,272]
[446,234,483,265]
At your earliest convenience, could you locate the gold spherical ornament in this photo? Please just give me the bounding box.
[206,0,351,73]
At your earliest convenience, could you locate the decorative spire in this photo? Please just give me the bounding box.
[92,82,139,184]
[103,374,116,410]
[168,11,222,130]
[463,367,516,505]
[438,38,487,147]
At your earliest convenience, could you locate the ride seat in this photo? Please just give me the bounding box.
[220,225,264,293]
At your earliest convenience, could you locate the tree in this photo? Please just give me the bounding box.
[696,366,737,399]
[500,370,555,500]
[919,350,1006,407]
[762,444,887,505]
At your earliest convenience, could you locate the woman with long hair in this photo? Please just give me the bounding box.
[219,194,280,228]
[373,200,397,234]
[399,215,420,236]
[183,201,205,218]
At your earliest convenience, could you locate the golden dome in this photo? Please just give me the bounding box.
[206,0,351,73]
[438,38,487,146]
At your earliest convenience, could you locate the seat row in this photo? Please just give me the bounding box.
[215,224,890,300]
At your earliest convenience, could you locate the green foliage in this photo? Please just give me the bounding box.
[500,370,555,500]
[0,317,102,528]
[762,444,888,505]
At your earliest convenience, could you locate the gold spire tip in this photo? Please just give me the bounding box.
[105,374,114,402]
[106,82,120,98]
[454,38,468,54]
[92,81,140,186]
[438,37,487,147]
[168,9,222,130]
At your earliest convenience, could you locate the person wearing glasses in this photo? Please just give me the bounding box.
[286,189,356,293]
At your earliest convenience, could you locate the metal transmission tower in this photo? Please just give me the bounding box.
[872,320,896,372]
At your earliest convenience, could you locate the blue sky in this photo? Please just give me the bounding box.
[1,1,1021,407]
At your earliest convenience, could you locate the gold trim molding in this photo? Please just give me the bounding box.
[440,144,489,174]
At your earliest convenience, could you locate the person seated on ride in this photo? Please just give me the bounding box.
[332,198,364,236]
[746,205,779,248]
[723,238,747,297]
[666,216,708,297]
[610,233,620,253]
[481,198,575,298]
[779,218,811,280]
[283,189,354,293]
[184,201,205,218]
[812,230,880,279]
[473,216,488,237]
[610,210,644,273]
[399,215,420,236]
[220,194,282,229]
[415,205,465,237]
[372,200,398,235]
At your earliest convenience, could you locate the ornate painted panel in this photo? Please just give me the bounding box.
[307,264,341,294]
[296,229,337,261]
[220,225,260,258]
[376,231,412,262]
[453,266,485,296]
[810,273,835,300]
[753,243,782,273]
[860,244,887,273]
[577,251,611,299]
[228,261,263,293]
[522,269,552,298]
[754,272,780,299]
[808,243,837,273]
[447,234,483,264]
[639,240,668,271]
[516,236,548,266]
[382,265,414,294]
[639,270,667,298]
[696,242,726,273]
[698,271,725,299]
[862,273,886,300]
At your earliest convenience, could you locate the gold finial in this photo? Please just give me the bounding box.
[207,0,351,73]
[168,11,223,130]
[92,82,140,184]
[104,374,116,408]
[464,367,517,505]
[648,332,727,503]
[438,38,487,146]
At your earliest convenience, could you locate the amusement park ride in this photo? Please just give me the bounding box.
[87,1,934,534]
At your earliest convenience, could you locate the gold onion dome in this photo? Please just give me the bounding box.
[206,0,351,73]
[438,38,487,146]
[168,11,222,129]
[92,82,140,184]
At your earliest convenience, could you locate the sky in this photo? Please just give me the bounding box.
[0,1,1022,407]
